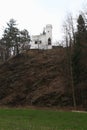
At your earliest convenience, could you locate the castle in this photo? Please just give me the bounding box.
[30,24,52,49]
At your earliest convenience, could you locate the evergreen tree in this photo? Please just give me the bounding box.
[72,14,87,84]
[1,19,31,58]
[72,14,87,107]
[1,19,20,58]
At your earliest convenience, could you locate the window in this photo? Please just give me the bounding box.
[40,41,42,44]
[48,38,51,45]
[35,41,37,44]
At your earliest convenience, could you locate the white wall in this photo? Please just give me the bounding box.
[30,24,52,49]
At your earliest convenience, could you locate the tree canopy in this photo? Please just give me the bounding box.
[0,18,31,58]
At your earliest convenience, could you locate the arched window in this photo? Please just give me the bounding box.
[48,38,51,45]
[35,41,37,44]
[40,40,42,44]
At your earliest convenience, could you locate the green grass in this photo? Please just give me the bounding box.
[0,108,87,130]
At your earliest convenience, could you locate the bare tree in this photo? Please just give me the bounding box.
[63,13,76,109]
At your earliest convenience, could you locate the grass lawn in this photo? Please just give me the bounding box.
[0,108,87,130]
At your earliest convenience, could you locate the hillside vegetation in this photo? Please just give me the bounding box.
[0,49,73,107]
[0,48,87,110]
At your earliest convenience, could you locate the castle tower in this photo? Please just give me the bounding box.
[46,24,52,49]
[30,24,52,49]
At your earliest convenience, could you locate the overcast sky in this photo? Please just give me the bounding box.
[0,0,86,42]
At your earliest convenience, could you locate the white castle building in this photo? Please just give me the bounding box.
[30,24,52,49]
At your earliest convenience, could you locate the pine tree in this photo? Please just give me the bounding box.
[72,14,87,107]
[1,19,31,58]
[1,19,20,58]
[72,14,87,84]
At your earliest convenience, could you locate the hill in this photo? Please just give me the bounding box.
[0,49,72,107]
[0,48,86,110]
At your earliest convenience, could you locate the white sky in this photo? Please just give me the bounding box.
[0,0,86,42]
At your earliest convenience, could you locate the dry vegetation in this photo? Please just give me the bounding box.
[0,48,87,110]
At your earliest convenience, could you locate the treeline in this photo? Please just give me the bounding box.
[0,19,31,61]
[63,12,87,109]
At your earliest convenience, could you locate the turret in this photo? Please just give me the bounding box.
[46,24,52,47]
